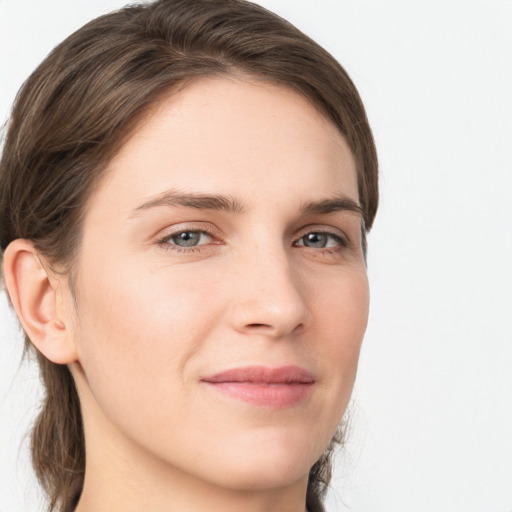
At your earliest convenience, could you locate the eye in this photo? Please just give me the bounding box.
[295,231,346,249]
[162,230,213,248]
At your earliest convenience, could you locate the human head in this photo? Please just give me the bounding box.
[0,1,378,510]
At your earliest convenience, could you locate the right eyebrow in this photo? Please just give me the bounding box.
[129,190,246,217]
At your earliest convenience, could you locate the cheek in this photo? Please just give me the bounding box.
[72,257,220,415]
[312,269,369,403]
[78,253,215,343]
[314,266,369,347]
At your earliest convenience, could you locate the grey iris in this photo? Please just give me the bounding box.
[172,231,201,247]
[303,233,328,248]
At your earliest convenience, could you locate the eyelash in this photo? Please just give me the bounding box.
[293,231,349,253]
[156,225,218,254]
[156,226,350,256]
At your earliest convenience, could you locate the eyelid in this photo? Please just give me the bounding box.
[155,222,223,250]
[294,225,350,245]
[157,222,220,239]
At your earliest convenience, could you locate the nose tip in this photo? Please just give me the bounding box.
[228,256,312,339]
[232,298,311,339]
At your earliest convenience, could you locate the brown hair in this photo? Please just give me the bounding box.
[0,0,378,510]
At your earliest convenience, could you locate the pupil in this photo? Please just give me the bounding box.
[173,231,200,247]
[305,233,327,248]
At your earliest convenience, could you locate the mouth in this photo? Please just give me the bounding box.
[201,365,315,409]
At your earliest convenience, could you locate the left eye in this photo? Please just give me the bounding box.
[295,232,343,249]
[165,230,213,247]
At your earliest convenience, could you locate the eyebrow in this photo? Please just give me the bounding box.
[130,190,246,217]
[129,189,363,219]
[299,196,364,217]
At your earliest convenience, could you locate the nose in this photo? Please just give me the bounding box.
[227,245,312,339]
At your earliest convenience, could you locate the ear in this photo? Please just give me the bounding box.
[2,239,78,364]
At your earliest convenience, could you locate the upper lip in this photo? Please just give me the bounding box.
[201,365,315,384]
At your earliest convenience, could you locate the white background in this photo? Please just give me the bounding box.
[1,1,511,511]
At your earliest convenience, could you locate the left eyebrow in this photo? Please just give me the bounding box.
[300,196,364,217]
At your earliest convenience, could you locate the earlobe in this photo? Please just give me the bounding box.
[2,239,78,364]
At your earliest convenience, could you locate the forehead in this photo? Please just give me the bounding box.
[90,76,358,215]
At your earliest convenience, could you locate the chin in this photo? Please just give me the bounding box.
[200,427,326,491]
[213,460,311,492]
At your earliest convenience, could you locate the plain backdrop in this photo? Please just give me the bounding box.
[1,1,511,511]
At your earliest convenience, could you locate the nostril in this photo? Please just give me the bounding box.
[245,322,305,336]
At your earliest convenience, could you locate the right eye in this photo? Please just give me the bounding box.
[159,230,214,249]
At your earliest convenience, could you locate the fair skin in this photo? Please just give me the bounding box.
[4,77,369,512]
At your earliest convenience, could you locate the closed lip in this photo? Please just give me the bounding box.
[201,365,315,408]
[201,365,315,384]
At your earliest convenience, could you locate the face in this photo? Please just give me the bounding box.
[69,76,369,491]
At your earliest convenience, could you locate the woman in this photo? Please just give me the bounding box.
[0,0,378,511]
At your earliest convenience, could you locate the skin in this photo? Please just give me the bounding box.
[4,76,369,512]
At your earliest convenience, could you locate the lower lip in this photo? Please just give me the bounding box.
[203,382,313,408]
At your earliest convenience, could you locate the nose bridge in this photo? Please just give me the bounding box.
[228,231,311,337]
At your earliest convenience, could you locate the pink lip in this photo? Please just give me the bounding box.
[201,365,315,409]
